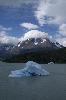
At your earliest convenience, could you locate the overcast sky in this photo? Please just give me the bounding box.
[0,0,66,46]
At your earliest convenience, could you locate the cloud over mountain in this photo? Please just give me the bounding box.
[19,30,49,41]
[0,31,19,44]
[0,25,12,31]
[35,0,66,25]
[59,24,66,36]
[0,0,39,7]
[0,26,19,44]
[20,23,38,30]
[0,27,49,45]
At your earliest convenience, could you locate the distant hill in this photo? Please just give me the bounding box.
[4,47,66,64]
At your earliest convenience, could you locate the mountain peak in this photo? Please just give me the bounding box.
[17,37,63,50]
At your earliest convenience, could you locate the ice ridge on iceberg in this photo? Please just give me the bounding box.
[9,61,50,77]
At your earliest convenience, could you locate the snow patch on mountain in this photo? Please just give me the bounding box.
[34,42,38,45]
[55,42,62,48]
[41,39,46,43]
[18,44,21,47]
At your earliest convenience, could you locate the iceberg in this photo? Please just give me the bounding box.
[9,61,49,77]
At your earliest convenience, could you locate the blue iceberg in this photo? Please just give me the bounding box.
[9,61,49,77]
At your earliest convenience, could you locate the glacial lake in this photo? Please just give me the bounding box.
[0,61,66,100]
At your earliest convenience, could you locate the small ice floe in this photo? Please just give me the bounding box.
[9,61,49,77]
[48,62,54,64]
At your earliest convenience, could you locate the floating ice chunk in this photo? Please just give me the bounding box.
[9,61,50,77]
[22,47,23,48]
[48,62,54,64]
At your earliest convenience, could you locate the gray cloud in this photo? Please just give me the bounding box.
[35,0,66,25]
[0,0,39,7]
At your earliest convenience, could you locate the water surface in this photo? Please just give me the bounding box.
[0,62,66,100]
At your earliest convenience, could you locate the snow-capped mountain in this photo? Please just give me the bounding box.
[16,38,63,49]
[0,37,63,61]
[9,37,63,55]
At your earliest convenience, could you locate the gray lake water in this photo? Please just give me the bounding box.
[0,62,66,100]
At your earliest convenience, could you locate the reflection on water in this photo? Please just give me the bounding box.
[0,62,65,100]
